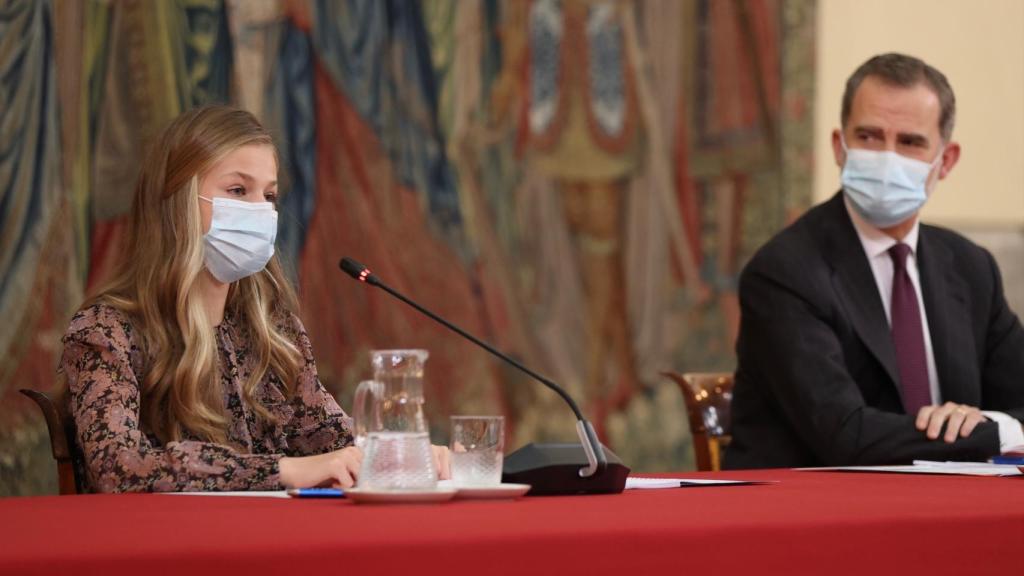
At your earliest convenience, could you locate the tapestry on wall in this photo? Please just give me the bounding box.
[0,0,814,495]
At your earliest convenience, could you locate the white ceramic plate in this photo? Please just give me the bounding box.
[453,483,532,500]
[345,486,458,504]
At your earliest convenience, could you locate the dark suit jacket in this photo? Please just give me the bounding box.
[724,193,1024,469]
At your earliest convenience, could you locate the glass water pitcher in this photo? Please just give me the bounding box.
[352,349,436,490]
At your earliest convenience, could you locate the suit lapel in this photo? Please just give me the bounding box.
[822,194,901,387]
[917,227,976,405]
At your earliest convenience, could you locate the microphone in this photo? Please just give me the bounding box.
[339,257,629,495]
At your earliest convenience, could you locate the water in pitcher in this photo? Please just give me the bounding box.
[360,431,436,490]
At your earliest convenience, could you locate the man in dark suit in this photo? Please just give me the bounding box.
[724,53,1024,469]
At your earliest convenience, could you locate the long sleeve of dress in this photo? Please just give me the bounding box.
[280,313,354,456]
[61,306,283,493]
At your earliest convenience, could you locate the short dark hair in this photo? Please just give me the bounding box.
[841,53,956,141]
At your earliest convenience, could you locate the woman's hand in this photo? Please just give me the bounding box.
[278,446,363,489]
[432,445,452,480]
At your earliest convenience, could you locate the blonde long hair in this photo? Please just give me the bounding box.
[88,106,302,445]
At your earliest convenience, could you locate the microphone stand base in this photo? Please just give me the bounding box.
[502,443,630,495]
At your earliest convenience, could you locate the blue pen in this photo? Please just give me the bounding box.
[990,455,1024,465]
[287,487,346,498]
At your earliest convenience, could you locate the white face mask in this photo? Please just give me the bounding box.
[199,196,278,283]
[840,135,944,228]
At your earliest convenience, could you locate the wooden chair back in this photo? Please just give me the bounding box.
[19,389,83,494]
[663,372,734,471]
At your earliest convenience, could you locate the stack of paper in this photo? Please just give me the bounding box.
[804,461,1023,477]
[625,477,771,489]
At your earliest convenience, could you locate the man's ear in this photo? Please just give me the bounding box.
[938,141,961,180]
[831,129,845,168]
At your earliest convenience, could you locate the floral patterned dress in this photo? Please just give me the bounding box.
[60,303,354,493]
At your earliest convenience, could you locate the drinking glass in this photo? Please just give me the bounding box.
[449,416,505,486]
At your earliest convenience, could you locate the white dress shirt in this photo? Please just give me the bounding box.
[845,199,1024,452]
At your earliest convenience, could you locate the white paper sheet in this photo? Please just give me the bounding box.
[625,476,769,489]
[157,480,770,496]
[163,490,291,498]
[802,461,1023,477]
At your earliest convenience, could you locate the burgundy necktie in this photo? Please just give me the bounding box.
[888,243,932,414]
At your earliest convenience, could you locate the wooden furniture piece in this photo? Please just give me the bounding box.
[19,389,82,494]
[663,372,734,471]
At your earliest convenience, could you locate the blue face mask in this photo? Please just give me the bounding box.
[840,136,944,228]
[199,196,278,283]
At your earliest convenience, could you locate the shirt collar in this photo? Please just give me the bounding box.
[843,196,920,260]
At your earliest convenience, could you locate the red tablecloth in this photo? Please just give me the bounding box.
[2,469,1022,575]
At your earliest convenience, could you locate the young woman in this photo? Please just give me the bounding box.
[61,106,449,492]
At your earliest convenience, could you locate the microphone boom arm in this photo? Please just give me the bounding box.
[344,259,606,478]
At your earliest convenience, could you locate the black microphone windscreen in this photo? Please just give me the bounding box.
[339,257,367,280]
